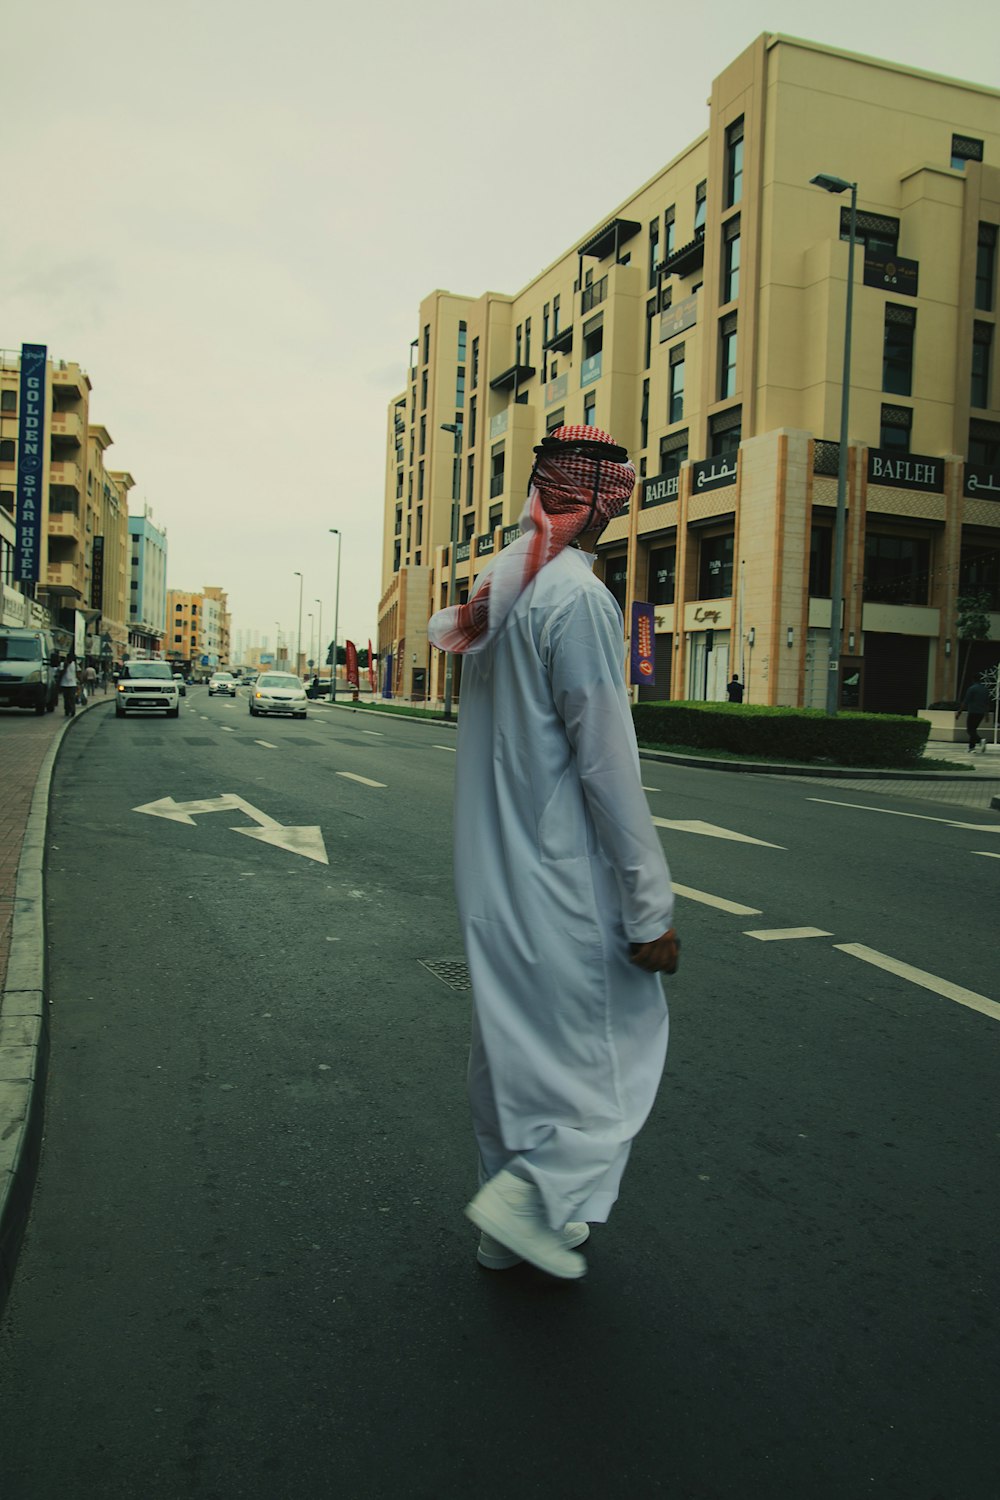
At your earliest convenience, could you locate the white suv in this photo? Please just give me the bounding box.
[116,660,181,718]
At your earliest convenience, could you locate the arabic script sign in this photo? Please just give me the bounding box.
[691,455,737,493]
[964,465,1000,501]
[630,602,656,686]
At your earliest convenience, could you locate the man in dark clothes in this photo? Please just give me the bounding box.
[961,680,990,753]
[726,675,744,703]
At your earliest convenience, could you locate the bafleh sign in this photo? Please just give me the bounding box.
[867,448,943,494]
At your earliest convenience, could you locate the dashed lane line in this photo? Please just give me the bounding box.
[361,730,384,736]
[672,883,762,916]
[255,740,278,749]
[336,771,387,788]
[743,927,833,942]
[972,851,1000,859]
[835,943,1000,1024]
[434,745,457,753]
[220,726,235,732]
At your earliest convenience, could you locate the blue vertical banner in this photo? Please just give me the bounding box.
[382,651,393,698]
[630,601,656,686]
[14,343,47,584]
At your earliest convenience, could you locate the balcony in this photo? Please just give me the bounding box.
[543,325,573,355]
[49,459,82,492]
[48,510,82,543]
[50,412,84,447]
[581,276,607,315]
[489,363,535,394]
[659,226,706,279]
[52,363,89,405]
[580,352,603,388]
[577,216,641,262]
[45,560,83,596]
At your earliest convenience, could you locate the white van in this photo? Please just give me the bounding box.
[0,628,58,714]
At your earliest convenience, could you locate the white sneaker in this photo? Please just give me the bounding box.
[465,1169,587,1280]
[477,1221,590,1270]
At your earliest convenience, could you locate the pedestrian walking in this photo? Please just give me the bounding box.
[428,425,679,1281]
[57,650,78,717]
[82,661,97,703]
[726,674,744,703]
[960,679,990,754]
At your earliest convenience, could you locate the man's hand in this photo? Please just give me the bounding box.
[630,928,681,974]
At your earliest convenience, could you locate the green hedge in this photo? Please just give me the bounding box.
[631,701,930,767]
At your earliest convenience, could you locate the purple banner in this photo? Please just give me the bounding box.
[630,601,656,687]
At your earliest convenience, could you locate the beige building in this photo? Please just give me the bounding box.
[379,35,1000,713]
[166,585,231,673]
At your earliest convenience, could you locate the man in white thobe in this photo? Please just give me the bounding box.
[429,425,678,1280]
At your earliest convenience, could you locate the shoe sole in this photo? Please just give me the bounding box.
[465,1201,587,1280]
[477,1224,590,1270]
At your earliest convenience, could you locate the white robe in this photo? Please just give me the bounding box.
[454,546,674,1230]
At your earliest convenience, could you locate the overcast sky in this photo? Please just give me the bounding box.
[6,0,998,657]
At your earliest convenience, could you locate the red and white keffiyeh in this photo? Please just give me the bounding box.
[428,425,634,656]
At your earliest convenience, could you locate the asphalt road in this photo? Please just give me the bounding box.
[1,687,998,1499]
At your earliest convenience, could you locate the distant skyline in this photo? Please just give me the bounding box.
[7,0,999,654]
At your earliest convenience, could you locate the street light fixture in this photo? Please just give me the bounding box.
[328,529,341,703]
[315,598,323,686]
[307,612,314,673]
[440,420,463,720]
[810,171,858,716]
[294,570,303,680]
[274,620,281,668]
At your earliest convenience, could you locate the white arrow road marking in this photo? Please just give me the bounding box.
[642,786,659,793]
[132,794,328,864]
[653,817,785,849]
[972,850,1000,859]
[809,797,1000,832]
[744,927,833,942]
[672,883,762,916]
[336,772,387,788]
[434,745,457,753]
[835,943,1000,1024]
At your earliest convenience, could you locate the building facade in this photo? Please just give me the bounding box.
[379,35,1000,712]
[128,509,168,655]
[165,584,230,674]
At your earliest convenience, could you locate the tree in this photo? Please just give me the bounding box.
[955,591,992,701]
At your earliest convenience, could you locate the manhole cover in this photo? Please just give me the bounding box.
[419,958,471,991]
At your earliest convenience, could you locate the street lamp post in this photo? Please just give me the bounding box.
[294,570,303,680]
[810,172,858,716]
[440,421,463,720]
[328,529,341,703]
[315,598,323,684]
[307,613,314,673]
[274,621,281,669]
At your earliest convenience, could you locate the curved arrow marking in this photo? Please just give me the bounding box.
[133,794,328,865]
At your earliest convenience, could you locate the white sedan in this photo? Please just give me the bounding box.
[249,672,308,718]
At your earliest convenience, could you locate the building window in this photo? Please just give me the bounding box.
[457,321,467,361]
[880,404,912,453]
[466,454,475,504]
[422,324,430,363]
[863,532,930,604]
[951,134,984,171]
[0,390,15,412]
[659,428,689,477]
[394,504,402,536]
[664,205,676,262]
[416,507,423,546]
[971,322,993,408]
[649,545,676,605]
[724,117,744,208]
[552,295,561,334]
[420,370,428,411]
[959,542,1000,611]
[883,305,916,396]
[668,345,685,424]
[694,180,707,233]
[719,313,738,399]
[644,297,657,369]
[976,224,997,312]
[699,532,734,599]
[603,555,628,613]
[419,415,426,454]
[524,317,531,366]
[583,390,596,427]
[462,511,476,541]
[393,542,401,571]
[640,379,649,449]
[709,407,741,457]
[809,525,833,596]
[840,209,898,258]
[0,490,14,515]
[648,218,660,289]
[969,418,1000,468]
[468,395,477,449]
[546,408,565,435]
[488,503,502,530]
[722,216,740,303]
[418,461,425,501]
[396,469,403,499]
[471,337,479,389]
[490,444,505,498]
[456,367,465,408]
[0,439,15,461]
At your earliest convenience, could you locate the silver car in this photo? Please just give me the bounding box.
[208,672,237,697]
[249,672,308,718]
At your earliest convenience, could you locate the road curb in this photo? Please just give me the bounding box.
[0,695,109,1308]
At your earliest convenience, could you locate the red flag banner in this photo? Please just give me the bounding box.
[367,639,376,694]
[345,639,360,689]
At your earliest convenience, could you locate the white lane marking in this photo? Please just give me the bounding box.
[336,772,387,788]
[434,745,457,753]
[653,816,784,849]
[835,943,1000,1024]
[255,740,278,749]
[672,883,762,916]
[642,786,659,792]
[220,726,235,732]
[972,850,1000,859]
[199,716,209,720]
[808,797,1000,833]
[133,794,328,864]
[744,927,833,942]
[361,730,384,737]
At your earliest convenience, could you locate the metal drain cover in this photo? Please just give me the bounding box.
[419,958,471,991]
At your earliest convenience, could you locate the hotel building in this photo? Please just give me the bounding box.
[378,34,1000,713]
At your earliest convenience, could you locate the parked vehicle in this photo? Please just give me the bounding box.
[249,672,309,718]
[116,660,181,718]
[0,627,58,714]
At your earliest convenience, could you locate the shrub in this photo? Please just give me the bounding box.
[631,700,929,767]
